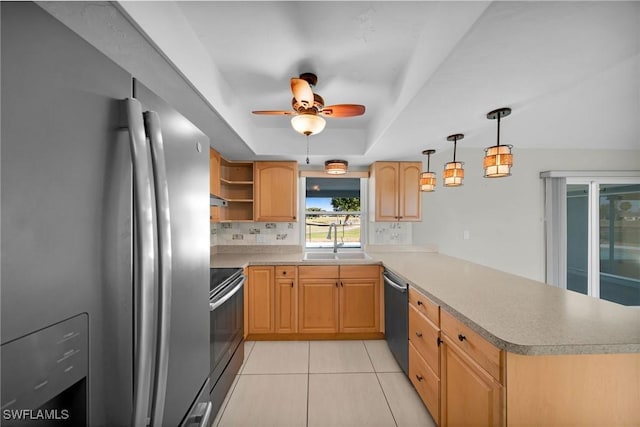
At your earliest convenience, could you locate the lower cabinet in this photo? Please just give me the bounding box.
[298,266,340,333]
[275,266,297,333]
[440,335,504,427]
[247,264,381,337]
[247,266,275,334]
[409,342,440,423]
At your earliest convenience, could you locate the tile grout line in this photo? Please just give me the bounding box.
[363,341,400,427]
[306,340,311,427]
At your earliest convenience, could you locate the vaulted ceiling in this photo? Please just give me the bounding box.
[117,1,640,167]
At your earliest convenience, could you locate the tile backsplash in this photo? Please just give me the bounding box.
[368,222,413,245]
[211,222,300,246]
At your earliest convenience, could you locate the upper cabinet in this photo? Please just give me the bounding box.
[220,158,254,222]
[370,162,422,222]
[209,148,221,223]
[254,161,298,222]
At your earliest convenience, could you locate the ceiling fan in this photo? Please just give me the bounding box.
[252,73,365,136]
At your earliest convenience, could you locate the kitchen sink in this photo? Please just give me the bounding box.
[303,252,371,261]
[335,252,371,260]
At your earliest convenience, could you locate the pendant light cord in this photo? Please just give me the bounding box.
[452,137,457,162]
[306,135,310,164]
[427,153,431,172]
[496,115,501,147]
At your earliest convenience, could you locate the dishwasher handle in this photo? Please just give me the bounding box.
[383,274,408,293]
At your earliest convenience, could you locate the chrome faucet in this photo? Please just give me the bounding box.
[327,223,343,253]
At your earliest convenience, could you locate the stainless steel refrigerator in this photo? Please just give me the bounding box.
[1,3,211,426]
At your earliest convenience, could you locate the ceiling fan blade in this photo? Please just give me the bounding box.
[290,78,314,109]
[320,104,366,118]
[252,110,296,115]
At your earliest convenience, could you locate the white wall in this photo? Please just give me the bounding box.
[412,147,640,282]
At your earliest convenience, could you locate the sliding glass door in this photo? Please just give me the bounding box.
[566,180,640,306]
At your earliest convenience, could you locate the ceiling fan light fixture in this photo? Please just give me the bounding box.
[325,159,348,175]
[291,113,326,136]
[484,107,513,178]
[420,149,437,192]
[444,134,465,187]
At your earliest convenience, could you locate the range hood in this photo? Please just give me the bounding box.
[210,194,228,207]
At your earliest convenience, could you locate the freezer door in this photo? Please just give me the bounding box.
[134,80,211,427]
[1,3,134,427]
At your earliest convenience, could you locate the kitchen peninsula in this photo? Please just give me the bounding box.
[211,247,640,425]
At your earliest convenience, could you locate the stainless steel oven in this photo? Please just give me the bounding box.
[208,268,245,419]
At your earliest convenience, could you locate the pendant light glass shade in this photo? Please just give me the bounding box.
[444,162,465,186]
[325,159,348,175]
[483,144,513,177]
[444,134,465,187]
[291,114,326,136]
[420,149,436,192]
[420,171,437,192]
[484,107,513,178]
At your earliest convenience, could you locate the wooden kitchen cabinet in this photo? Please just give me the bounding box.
[247,266,275,334]
[370,161,422,222]
[220,158,254,222]
[209,147,221,223]
[298,265,380,334]
[441,334,504,427]
[339,265,380,333]
[298,266,340,333]
[275,266,297,333]
[408,288,441,424]
[254,161,298,222]
[440,309,505,427]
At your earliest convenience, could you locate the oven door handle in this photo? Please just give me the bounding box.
[210,276,246,311]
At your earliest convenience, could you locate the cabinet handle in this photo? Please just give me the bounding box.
[293,216,296,220]
[282,271,287,275]
[335,281,339,288]
[291,282,294,288]
[340,281,344,287]
[417,300,423,306]
[437,337,443,347]
[415,331,423,338]
[458,334,466,342]
[415,374,424,382]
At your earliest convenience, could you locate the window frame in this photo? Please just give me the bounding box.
[299,176,368,250]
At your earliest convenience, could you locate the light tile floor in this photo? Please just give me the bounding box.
[213,340,436,427]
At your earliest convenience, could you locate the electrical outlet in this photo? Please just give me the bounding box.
[256,234,266,243]
[463,230,470,240]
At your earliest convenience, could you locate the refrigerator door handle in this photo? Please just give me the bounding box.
[144,110,173,427]
[125,99,156,427]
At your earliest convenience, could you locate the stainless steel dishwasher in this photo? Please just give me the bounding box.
[383,269,409,375]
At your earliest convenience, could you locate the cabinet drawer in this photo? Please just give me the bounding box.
[441,309,503,384]
[409,341,440,424]
[408,305,439,376]
[409,288,439,326]
[340,265,380,279]
[299,265,339,279]
[275,265,296,278]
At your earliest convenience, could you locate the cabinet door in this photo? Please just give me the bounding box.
[298,278,339,333]
[441,336,504,427]
[209,148,221,223]
[247,266,275,334]
[339,278,380,333]
[398,162,422,221]
[373,162,399,221]
[275,271,297,334]
[254,161,298,222]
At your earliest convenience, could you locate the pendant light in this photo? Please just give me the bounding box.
[420,149,437,192]
[444,134,464,187]
[325,160,348,175]
[484,107,513,178]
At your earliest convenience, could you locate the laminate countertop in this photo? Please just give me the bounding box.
[210,249,640,356]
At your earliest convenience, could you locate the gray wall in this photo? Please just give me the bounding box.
[412,147,640,281]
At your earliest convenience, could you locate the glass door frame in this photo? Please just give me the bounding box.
[566,176,640,301]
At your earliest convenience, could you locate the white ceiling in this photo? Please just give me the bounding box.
[118,1,640,167]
